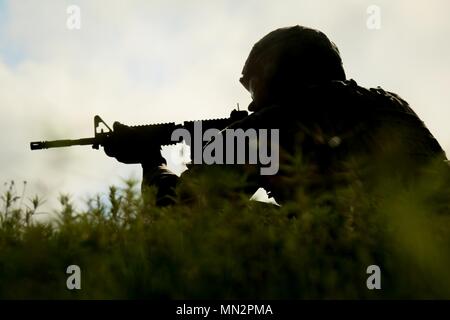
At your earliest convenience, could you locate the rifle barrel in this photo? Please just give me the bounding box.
[30,137,97,150]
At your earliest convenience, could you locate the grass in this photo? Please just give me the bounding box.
[1,156,450,299]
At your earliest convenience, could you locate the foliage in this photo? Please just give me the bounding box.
[1,158,450,299]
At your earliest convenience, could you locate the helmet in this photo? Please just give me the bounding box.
[240,25,346,91]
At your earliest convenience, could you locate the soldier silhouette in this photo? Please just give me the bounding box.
[105,25,447,206]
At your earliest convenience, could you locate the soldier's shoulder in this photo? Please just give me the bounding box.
[322,79,415,115]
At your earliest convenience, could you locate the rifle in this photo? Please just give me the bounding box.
[30,109,249,164]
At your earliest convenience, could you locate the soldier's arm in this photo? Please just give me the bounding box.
[142,161,179,207]
[141,110,269,207]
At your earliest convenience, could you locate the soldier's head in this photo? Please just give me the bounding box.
[240,26,346,111]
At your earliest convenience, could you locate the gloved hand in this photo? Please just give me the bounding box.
[103,121,166,166]
[103,122,129,159]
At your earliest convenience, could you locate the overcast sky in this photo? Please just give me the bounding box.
[1,0,449,213]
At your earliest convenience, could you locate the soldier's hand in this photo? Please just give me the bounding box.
[103,121,166,165]
[103,122,131,160]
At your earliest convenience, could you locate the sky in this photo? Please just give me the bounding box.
[1,0,450,215]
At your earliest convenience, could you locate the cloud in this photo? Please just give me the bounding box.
[1,0,450,213]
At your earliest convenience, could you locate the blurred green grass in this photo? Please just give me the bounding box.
[1,157,450,299]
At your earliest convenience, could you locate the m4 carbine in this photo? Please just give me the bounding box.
[30,109,248,164]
